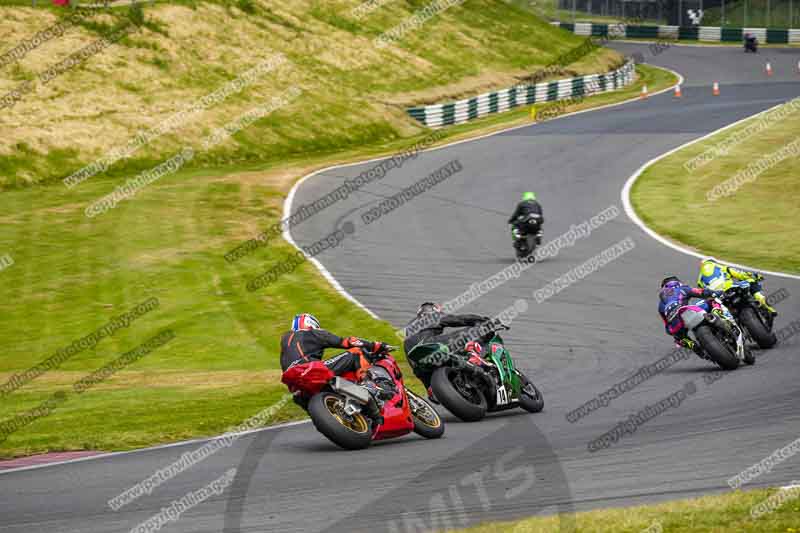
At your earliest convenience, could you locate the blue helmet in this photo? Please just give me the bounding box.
[292,313,320,331]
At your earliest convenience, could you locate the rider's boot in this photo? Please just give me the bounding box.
[427,386,440,405]
[753,291,778,316]
[676,337,704,358]
[362,394,384,428]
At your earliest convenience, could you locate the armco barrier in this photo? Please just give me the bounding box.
[407,61,635,128]
[556,22,800,44]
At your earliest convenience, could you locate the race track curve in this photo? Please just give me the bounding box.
[1,42,799,533]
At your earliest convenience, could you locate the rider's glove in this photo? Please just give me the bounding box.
[754,272,764,282]
[365,342,388,362]
[343,336,365,349]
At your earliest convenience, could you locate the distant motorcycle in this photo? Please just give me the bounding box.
[281,345,444,449]
[407,324,543,422]
[671,300,754,370]
[744,34,758,53]
[511,213,542,260]
[720,281,777,349]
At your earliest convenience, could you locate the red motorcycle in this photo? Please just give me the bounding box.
[281,345,444,450]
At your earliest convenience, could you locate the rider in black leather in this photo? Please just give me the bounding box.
[403,303,491,396]
[508,192,544,244]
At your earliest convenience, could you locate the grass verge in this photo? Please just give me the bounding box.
[630,97,800,274]
[0,34,674,460]
[451,486,800,532]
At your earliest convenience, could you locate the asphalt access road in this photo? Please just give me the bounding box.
[1,42,798,533]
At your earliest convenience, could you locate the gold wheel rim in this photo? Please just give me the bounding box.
[410,393,441,429]
[324,395,369,433]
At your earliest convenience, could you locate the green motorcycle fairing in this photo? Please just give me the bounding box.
[406,334,524,406]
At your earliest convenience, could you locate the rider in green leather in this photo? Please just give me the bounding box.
[697,258,777,316]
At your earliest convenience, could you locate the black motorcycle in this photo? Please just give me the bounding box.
[720,281,777,349]
[744,35,758,53]
[511,213,541,260]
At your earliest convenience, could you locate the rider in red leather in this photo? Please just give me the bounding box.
[280,313,387,377]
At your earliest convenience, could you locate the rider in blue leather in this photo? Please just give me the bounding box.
[658,276,721,354]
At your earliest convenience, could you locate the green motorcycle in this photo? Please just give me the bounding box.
[406,325,543,422]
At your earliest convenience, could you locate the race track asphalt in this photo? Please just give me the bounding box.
[1,42,799,533]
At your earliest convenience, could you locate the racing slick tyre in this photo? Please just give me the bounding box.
[517,372,544,413]
[695,324,740,370]
[407,390,445,439]
[740,307,777,349]
[308,392,372,450]
[431,367,487,422]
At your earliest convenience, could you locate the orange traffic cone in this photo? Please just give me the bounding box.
[712,81,720,96]
[640,84,649,99]
[766,62,773,76]
[674,84,682,98]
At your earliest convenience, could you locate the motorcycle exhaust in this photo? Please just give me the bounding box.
[331,377,382,421]
[331,377,371,405]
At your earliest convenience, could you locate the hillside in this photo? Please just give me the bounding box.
[0,0,621,188]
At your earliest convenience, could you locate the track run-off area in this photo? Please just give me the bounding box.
[1,42,799,533]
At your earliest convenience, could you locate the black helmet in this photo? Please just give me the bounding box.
[660,276,681,289]
[416,302,443,317]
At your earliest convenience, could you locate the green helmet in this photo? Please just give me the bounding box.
[522,192,536,201]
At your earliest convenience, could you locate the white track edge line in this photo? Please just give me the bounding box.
[0,419,310,476]
[620,98,800,280]
[0,64,678,476]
